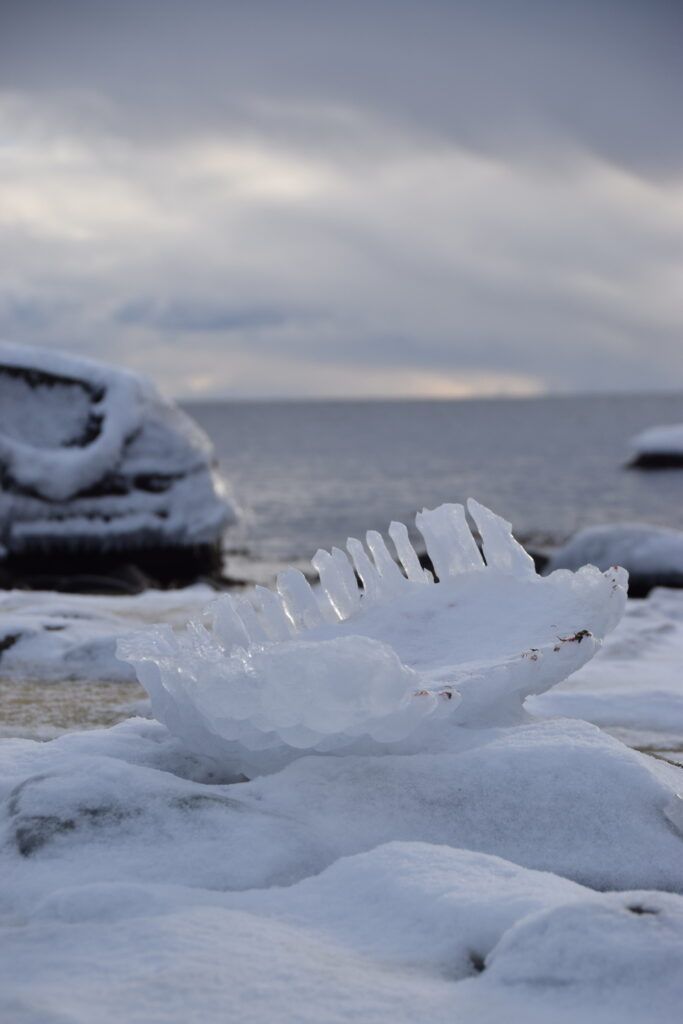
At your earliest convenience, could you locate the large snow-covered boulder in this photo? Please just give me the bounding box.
[546,522,683,597]
[0,344,236,587]
[628,423,683,468]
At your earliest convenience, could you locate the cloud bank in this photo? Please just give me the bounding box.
[1,0,682,397]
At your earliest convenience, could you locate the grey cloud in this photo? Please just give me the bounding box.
[1,0,682,397]
[1,0,682,176]
[114,299,294,333]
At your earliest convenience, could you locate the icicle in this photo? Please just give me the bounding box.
[253,585,294,641]
[366,530,406,592]
[467,498,535,577]
[389,520,431,583]
[211,595,251,650]
[331,547,361,613]
[312,549,355,620]
[234,595,268,643]
[347,537,381,601]
[416,503,483,580]
[277,568,323,631]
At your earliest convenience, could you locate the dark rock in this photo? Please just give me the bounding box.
[629,453,683,469]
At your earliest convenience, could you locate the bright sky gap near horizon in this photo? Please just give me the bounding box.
[1,0,682,400]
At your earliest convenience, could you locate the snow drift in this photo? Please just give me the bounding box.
[3,834,683,1023]
[120,499,628,774]
[0,343,236,573]
[546,522,683,596]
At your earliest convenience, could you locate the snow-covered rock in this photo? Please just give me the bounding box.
[546,522,683,596]
[1,714,682,1023]
[2,839,682,1024]
[1,714,682,902]
[628,423,683,468]
[120,500,627,775]
[0,343,236,583]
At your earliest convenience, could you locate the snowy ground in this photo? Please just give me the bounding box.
[2,578,683,1020]
[1,712,682,1023]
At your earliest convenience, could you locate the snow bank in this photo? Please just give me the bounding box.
[2,715,681,898]
[629,423,683,467]
[1,719,682,1022]
[120,500,627,775]
[0,342,236,561]
[546,522,683,595]
[3,842,682,1024]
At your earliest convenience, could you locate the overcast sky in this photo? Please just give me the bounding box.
[1,0,682,398]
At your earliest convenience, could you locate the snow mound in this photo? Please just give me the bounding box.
[0,342,236,559]
[629,423,683,467]
[120,500,628,774]
[1,716,682,903]
[546,522,683,588]
[3,840,682,1024]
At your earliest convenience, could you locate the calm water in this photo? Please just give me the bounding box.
[187,392,683,580]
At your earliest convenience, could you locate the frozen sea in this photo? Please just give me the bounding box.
[188,392,683,582]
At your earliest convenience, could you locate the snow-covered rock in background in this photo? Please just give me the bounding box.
[0,343,236,584]
[120,500,627,776]
[628,423,683,468]
[546,522,683,596]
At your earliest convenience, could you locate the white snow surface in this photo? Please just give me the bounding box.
[547,522,683,578]
[1,716,682,1023]
[629,422,683,457]
[0,342,236,553]
[120,500,627,775]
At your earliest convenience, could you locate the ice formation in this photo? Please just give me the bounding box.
[120,500,628,773]
[0,342,236,566]
[628,423,683,468]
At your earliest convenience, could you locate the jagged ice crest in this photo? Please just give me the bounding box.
[119,500,628,774]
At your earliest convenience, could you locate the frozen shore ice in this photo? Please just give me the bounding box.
[120,500,627,774]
